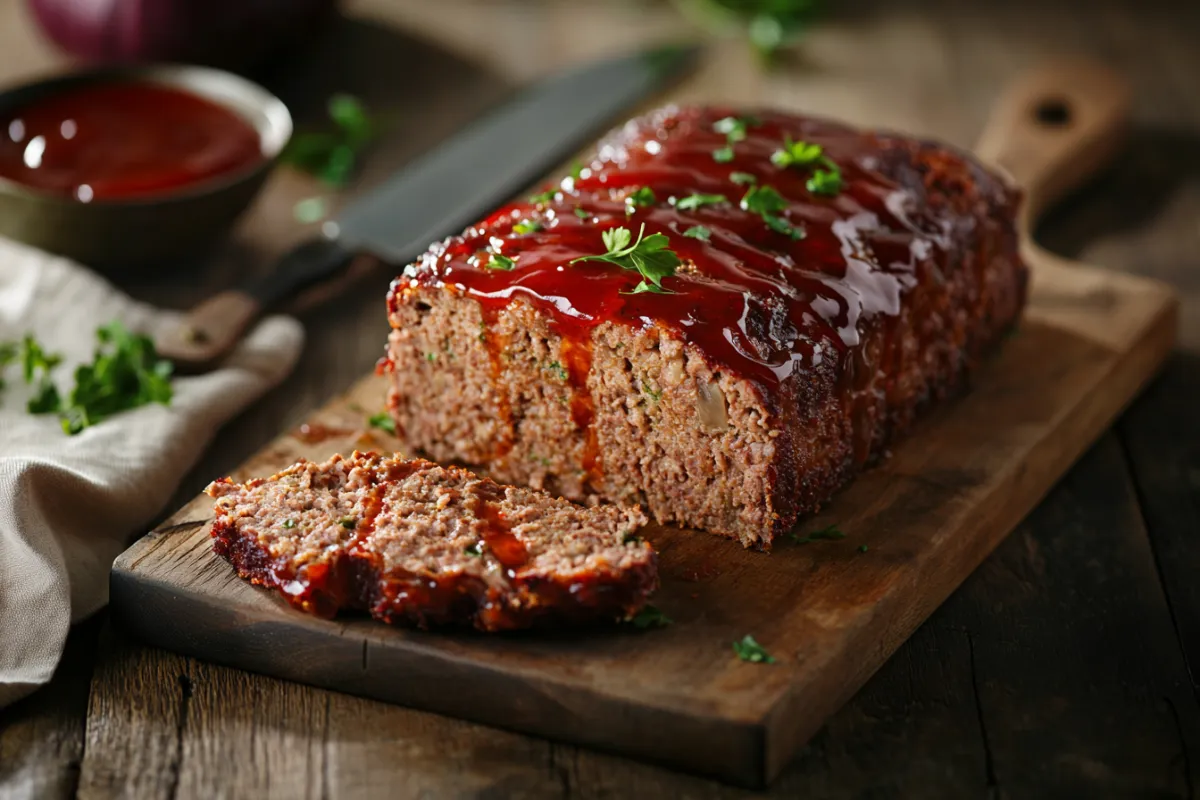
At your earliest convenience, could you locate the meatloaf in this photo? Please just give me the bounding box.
[205,452,655,631]
[383,106,1026,550]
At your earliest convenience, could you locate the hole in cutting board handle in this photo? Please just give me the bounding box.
[1034,98,1073,127]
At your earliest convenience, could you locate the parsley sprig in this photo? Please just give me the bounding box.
[741,185,804,239]
[570,224,682,295]
[281,94,374,187]
[625,186,657,215]
[790,522,845,544]
[0,323,174,435]
[771,137,844,196]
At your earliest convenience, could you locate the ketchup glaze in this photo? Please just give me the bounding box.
[395,106,1018,403]
[0,81,263,202]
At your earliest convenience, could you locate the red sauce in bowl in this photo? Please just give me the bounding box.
[0,81,263,202]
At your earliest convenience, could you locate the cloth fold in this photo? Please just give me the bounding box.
[0,239,304,708]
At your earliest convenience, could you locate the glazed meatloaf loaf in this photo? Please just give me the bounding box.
[206,452,655,631]
[383,106,1027,550]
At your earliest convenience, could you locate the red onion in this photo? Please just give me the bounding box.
[27,0,339,70]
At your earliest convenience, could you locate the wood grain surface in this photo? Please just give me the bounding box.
[2,0,1199,797]
[108,52,1178,785]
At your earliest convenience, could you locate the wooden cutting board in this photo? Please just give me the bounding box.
[110,62,1177,788]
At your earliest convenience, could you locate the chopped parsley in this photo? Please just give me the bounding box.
[512,219,542,235]
[712,146,734,163]
[675,193,726,211]
[570,224,681,295]
[283,519,297,529]
[569,160,585,180]
[464,542,484,556]
[713,115,757,143]
[741,185,804,240]
[573,207,590,220]
[339,518,358,530]
[771,137,844,197]
[791,523,845,544]
[859,544,869,553]
[545,361,569,381]
[625,186,657,214]
[630,605,672,629]
[683,225,712,241]
[367,412,396,434]
[730,171,757,185]
[528,188,558,205]
[733,635,775,663]
[486,252,516,271]
[424,352,437,362]
[0,323,174,435]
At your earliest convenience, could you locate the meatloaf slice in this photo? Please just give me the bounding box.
[205,452,655,631]
[384,105,1027,550]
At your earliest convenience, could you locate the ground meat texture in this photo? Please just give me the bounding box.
[384,106,1027,550]
[205,453,656,631]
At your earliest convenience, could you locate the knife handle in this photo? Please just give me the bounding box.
[156,237,356,370]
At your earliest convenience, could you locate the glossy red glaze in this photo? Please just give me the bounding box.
[0,81,262,200]
[401,107,998,399]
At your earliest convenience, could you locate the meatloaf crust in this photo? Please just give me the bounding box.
[206,452,655,631]
[384,106,1027,550]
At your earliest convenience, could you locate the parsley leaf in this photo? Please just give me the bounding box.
[675,193,726,211]
[713,115,757,143]
[513,219,543,235]
[529,188,558,205]
[859,544,869,553]
[730,171,757,185]
[486,252,516,271]
[368,412,396,434]
[741,185,804,240]
[771,137,845,197]
[807,168,843,196]
[712,146,734,163]
[733,635,775,663]
[280,94,374,187]
[630,605,672,629]
[771,137,825,168]
[625,186,657,214]
[791,523,845,544]
[569,160,584,180]
[683,225,712,241]
[570,224,682,295]
[573,207,590,220]
[339,517,358,530]
[283,519,297,529]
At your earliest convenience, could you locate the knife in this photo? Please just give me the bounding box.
[157,45,699,370]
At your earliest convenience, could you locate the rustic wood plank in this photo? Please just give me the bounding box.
[1119,353,1200,705]
[0,617,101,800]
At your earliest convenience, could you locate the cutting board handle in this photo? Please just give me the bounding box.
[974,60,1131,231]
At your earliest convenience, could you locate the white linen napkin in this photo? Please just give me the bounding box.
[0,239,304,708]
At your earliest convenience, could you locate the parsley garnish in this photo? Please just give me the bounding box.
[569,160,584,180]
[630,605,672,628]
[675,193,726,211]
[486,252,516,271]
[733,635,775,663]
[368,412,396,434]
[741,185,804,240]
[859,544,869,553]
[625,186,657,214]
[712,146,734,163]
[713,115,757,143]
[513,219,542,235]
[545,361,569,381]
[730,171,757,185]
[683,225,711,241]
[464,542,483,557]
[340,518,358,530]
[791,523,845,544]
[283,519,297,529]
[573,207,590,220]
[1,323,174,435]
[529,188,558,205]
[771,137,844,197]
[280,94,374,187]
[570,224,681,295]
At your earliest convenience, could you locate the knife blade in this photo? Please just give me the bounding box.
[158,44,699,369]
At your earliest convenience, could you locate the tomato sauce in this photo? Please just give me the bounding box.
[0,81,262,201]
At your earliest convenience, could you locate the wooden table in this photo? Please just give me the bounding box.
[2,0,1198,796]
